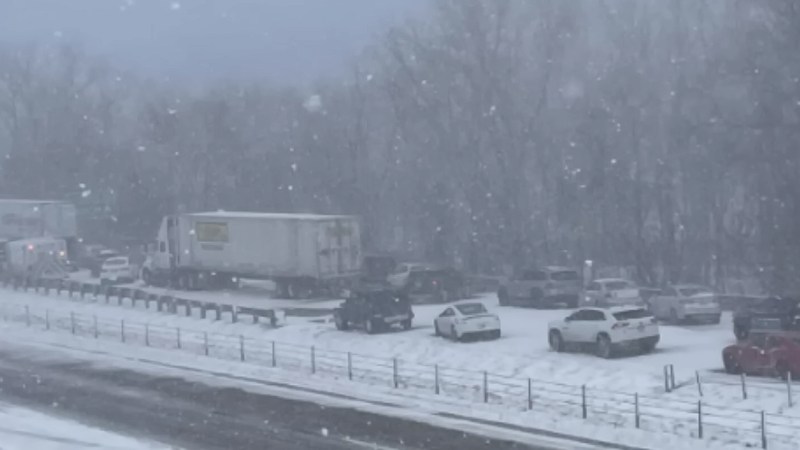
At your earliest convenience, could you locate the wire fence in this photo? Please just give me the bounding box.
[1,302,799,448]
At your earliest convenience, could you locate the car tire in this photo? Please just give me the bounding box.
[490,329,501,340]
[639,340,657,354]
[451,325,462,342]
[498,288,509,306]
[434,322,442,337]
[530,288,544,309]
[723,353,741,374]
[776,360,791,381]
[141,269,152,286]
[670,309,680,324]
[334,314,348,331]
[596,334,613,359]
[549,330,564,352]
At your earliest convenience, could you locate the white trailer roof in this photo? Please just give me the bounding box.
[0,199,69,205]
[187,211,357,221]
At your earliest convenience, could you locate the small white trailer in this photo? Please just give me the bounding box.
[141,212,362,297]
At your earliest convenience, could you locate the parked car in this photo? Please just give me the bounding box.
[547,306,660,358]
[498,266,582,308]
[649,284,721,324]
[584,278,645,307]
[99,256,137,285]
[722,332,800,379]
[388,263,466,303]
[733,296,800,340]
[88,248,120,278]
[333,288,414,334]
[433,302,501,341]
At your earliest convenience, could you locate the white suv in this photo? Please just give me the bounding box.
[548,306,660,358]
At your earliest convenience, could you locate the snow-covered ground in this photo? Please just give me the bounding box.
[2,286,799,448]
[0,401,168,450]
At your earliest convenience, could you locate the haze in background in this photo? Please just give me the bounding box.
[0,0,425,85]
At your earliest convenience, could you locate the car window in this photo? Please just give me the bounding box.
[612,309,652,320]
[584,310,606,321]
[570,310,590,321]
[522,270,548,281]
[455,303,487,315]
[440,308,454,317]
[606,280,633,291]
[550,270,579,281]
[679,286,712,297]
[765,335,782,349]
[103,257,128,267]
[587,282,601,291]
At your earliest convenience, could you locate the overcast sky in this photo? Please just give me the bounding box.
[0,0,426,85]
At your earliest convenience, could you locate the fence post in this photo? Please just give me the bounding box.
[761,410,767,449]
[145,324,150,346]
[347,352,352,380]
[311,346,316,374]
[121,319,125,342]
[664,365,671,392]
[635,393,640,428]
[70,312,75,335]
[93,315,98,338]
[204,332,209,356]
[25,305,30,327]
[788,372,793,408]
[176,327,181,349]
[741,373,748,400]
[582,385,587,419]
[696,370,703,397]
[527,378,532,410]
[697,401,703,439]
[271,341,276,367]
[435,364,440,395]
[670,364,676,390]
[239,335,245,361]
[45,310,50,330]
[483,371,489,403]
[393,358,398,389]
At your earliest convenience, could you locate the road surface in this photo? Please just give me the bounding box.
[0,347,551,450]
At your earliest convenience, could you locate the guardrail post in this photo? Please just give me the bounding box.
[25,305,30,326]
[761,411,767,449]
[435,365,440,395]
[310,346,316,374]
[239,335,245,361]
[741,373,748,400]
[697,401,703,439]
[788,372,793,407]
[696,370,703,397]
[393,358,398,388]
[635,393,640,428]
[271,341,276,367]
[176,327,181,349]
[70,312,75,335]
[347,352,352,380]
[93,315,98,338]
[145,324,150,346]
[483,371,488,403]
[527,378,532,410]
[204,332,209,356]
[581,385,587,418]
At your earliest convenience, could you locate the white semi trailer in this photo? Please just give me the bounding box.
[141,212,362,297]
[0,199,77,241]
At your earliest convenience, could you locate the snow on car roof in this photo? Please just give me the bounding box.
[188,211,356,220]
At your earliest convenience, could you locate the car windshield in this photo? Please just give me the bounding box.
[550,270,579,281]
[612,309,652,320]
[679,287,712,297]
[455,303,488,315]
[606,280,634,291]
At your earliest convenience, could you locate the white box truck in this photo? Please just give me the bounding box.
[4,237,69,281]
[0,199,77,240]
[141,212,362,297]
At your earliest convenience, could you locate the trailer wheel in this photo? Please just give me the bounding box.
[141,269,152,286]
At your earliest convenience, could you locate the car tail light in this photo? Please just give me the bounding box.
[612,322,629,329]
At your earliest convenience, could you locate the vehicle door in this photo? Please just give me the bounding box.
[436,308,456,336]
[586,281,603,305]
[561,310,589,342]
[579,310,608,342]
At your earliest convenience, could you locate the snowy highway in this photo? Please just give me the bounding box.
[0,341,560,450]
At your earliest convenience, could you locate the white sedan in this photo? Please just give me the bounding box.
[434,302,501,341]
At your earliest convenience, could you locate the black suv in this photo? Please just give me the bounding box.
[733,296,800,340]
[334,288,414,334]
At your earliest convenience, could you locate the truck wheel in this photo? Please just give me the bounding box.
[365,319,378,334]
[498,288,510,306]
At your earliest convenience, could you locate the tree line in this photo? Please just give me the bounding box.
[1,0,798,294]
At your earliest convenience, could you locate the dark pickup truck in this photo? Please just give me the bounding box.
[733,296,800,340]
[334,288,414,334]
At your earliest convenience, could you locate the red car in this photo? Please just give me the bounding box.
[722,332,800,379]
